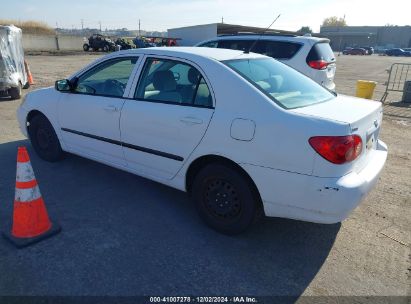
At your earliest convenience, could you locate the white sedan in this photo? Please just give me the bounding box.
[17,47,387,234]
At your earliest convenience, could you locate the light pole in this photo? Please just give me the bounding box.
[338,14,346,56]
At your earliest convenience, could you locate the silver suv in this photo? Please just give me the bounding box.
[196,34,336,90]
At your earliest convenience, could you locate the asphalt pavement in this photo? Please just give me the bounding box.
[0,139,340,297]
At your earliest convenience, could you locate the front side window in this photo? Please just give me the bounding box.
[135,58,212,107]
[75,57,137,97]
[224,58,334,109]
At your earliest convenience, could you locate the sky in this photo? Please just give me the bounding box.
[1,0,410,32]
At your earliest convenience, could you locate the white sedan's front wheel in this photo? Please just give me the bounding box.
[28,114,64,162]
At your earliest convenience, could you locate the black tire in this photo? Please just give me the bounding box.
[192,163,260,234]
[22,82,30,89]
[28,114,63,162]
[9,84,22,100]
[83,44,90,51]
[103,45,109,52]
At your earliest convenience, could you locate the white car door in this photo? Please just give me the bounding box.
[58,56,140,166]
[120,56,215,179]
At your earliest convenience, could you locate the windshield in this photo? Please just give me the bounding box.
[224,58,335,109]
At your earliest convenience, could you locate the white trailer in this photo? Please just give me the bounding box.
[0,25,29,99]
[168,23,219,46]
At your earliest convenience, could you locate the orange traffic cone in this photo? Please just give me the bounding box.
[3,147,61,248]
[24,60,34,85]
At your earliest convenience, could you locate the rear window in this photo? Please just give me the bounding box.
[306,42,335,63]
[224,58,335,109]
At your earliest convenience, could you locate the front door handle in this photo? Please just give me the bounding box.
[180,117,203,125]
[103,105,119,112]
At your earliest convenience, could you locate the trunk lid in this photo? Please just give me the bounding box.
[292,94,383,175]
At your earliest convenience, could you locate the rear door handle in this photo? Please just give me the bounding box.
[103,105,119,112]
[180,117,203,125]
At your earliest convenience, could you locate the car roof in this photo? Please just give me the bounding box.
[200,34,329,44]
[117,46,267,62]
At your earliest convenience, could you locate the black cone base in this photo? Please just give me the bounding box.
[2,223,61,249]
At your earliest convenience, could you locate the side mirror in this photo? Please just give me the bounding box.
[55,79,72,92]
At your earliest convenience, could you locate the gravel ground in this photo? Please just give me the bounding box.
[0,53,409,299]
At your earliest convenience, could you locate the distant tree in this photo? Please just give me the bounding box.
[322,16,347,27]
[297,26,313,34]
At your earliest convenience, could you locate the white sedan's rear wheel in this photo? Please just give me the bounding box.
[192,163,259,234]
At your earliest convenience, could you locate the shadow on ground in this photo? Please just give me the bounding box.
[0,140,340,297]
[383,101,411,120]
[0,96,12,102]
[386,101,411,108]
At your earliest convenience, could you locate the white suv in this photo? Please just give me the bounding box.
[196,34,336,90]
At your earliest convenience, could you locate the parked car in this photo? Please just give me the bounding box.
[385,48,411,57]
[197,34,336,91]
[133,37,156,48]
[342,47,353,53]
[360,46,374,55]
[342,48,367,55]
[83,34,116,52]
[145,37,180,47]
[115,38,135,50]
[0,25,30,99]
[17,47,387,234]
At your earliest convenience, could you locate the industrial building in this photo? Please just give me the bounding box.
[320,26,411,51]
[167,23,296,46]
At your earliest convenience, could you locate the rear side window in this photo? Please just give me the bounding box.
[254,40,302,60]
[218,40,254,52]
[216,39,302,60]
[135,58,212,107]
[199,41,218,48]
[306,42,335,63]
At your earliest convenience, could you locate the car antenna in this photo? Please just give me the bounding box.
[244,14,281,54]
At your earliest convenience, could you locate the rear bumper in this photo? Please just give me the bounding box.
[325,81,336,91]
[241,140,388,224]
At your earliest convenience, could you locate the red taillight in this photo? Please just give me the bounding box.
[308,60,328,70]
[309,135,363,164]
